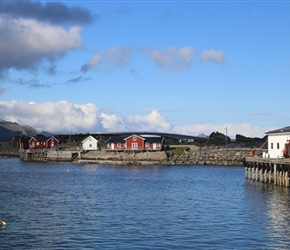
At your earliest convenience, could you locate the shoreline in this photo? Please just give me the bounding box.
[18,147,253,166]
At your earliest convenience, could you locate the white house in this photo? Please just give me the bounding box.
[266,126,290,158]
[81,135,98,151]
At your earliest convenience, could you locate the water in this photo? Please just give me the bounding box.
[1,158,290,249]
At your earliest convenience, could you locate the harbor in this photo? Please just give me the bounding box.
[244,157,290,187]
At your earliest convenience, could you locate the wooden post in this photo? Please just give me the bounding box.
[260,169,264,183]
[251,166,254,181]
[274,164,277,185]
[255,167,258,181]
[264,169,268,183]
[286,171,289,188]
[269,165,272,183]
[245,167,248,179]
[279,171,283,187]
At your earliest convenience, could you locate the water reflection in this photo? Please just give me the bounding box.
[245,181,290,248]
[266,186,290,248]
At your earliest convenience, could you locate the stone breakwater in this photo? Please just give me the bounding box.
[78,147,252,166]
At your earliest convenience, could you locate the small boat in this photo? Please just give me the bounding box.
[0,219,7,226]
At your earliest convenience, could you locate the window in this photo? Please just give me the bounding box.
[89,144,92,148]
[117,143,121,147]
[132,142,138,149]
[271,143,273,149]
[277,143,279,149]
[145,142,149,147]
[133,136,137,141]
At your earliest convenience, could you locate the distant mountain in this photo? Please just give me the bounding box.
[40,131,54,137]
[0,120,39,141]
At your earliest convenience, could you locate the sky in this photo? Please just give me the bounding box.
[0,0,290,138]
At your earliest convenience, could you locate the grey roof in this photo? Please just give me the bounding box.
[266,126,290,134]
[106,136,126,143]
[143,136,164,143]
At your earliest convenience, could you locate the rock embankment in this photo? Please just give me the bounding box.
[78,151,168,165]
[78,147,252,166]
[167,147,251,166]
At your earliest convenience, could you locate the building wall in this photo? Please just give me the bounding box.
[126,136,144,150]
[267,133,290,158]
[47,138,59,148]
[82,136,98,150]
[145,142,162,151]
[29,138,37,148]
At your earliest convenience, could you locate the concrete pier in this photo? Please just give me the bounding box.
[244,157,290,187]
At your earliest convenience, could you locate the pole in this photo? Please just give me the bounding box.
[225,126,228,149]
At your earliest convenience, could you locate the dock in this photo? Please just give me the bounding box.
[244,157,290,187]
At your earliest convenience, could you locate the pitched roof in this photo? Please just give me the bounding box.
[266,126,290,134]
[106,136,126,143]
[36,136,49,142]
[124,134,145,141]
[81,135,98,143]
[143,136,164,143]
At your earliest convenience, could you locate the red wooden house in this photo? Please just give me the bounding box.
[106,134,165,151]
[28,137,37,149]
[28,136,59,150]
[106,136,126,151]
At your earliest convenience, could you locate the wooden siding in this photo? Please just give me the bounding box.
[125,135,145,150]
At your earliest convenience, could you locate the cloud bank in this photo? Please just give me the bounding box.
[148,46,194,71]
[81,45,226,73]
[0,0,95,25]
[0,101,268,137]
[0,0,94,75]
[0,17,83,72]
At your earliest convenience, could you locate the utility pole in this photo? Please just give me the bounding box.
[225,126,228,150]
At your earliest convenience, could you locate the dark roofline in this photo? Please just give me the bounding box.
[266,126,290,134]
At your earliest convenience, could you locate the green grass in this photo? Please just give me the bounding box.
[168,146,190,155]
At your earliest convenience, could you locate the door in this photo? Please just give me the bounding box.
[132,142,138,150]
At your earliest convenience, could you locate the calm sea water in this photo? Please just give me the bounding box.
[1,158,290,249]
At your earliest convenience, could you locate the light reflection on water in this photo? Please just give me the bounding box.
[1,158,290,249]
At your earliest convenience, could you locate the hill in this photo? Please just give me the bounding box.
[0,120,39,141]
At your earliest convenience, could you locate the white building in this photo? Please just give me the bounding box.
[266,126,290,158]
[81,135,98,151]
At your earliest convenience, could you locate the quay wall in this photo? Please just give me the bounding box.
[78,147,252,166]
[19,147,253,165]
[0,151,19,158]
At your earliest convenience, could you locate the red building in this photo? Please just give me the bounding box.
[28,136,59,150]
[106,136,126,151]
[106,134,165,151]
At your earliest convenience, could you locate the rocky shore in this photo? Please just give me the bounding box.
[77,147,253,166]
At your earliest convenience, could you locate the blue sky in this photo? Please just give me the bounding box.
[0,0,290,137]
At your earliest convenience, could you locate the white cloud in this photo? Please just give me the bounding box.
[0,16,83,72]
[99,113,127,132]
[127,110,173,132]
[0,101,98,133]
[82,46,195,73]
[0,101,269,137]
[81,54,102,72]
[201,49,225,64]
[148,46,194,71]
[81,46,134,72]
[107,46,134,67]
